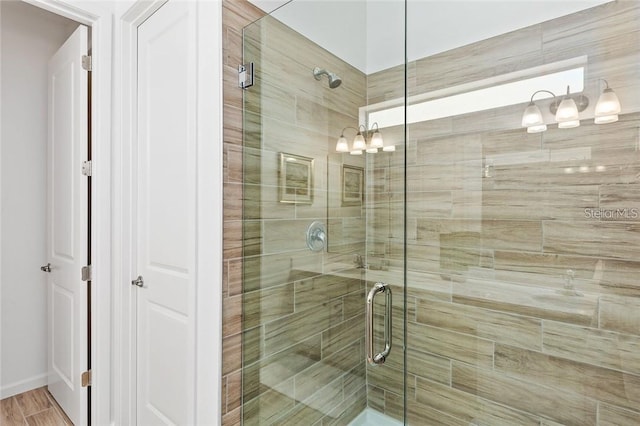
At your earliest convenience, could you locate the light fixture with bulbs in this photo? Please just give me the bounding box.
[336,123,394,155]
[521,86,589,133]
[594,79,621,124]
[554,86,586,129]
[522,80,621,133]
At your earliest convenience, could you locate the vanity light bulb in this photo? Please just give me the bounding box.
[595,88,621,124]
[336,136,349,152]
[555,97,580,126]
[370,131,384,148]
[352,133,366,151]
[521,102,544,127]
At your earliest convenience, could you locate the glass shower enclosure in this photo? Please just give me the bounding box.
[241,2,406,423]
[239,1,640,424]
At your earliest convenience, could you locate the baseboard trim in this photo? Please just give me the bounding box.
[1,373,48,399]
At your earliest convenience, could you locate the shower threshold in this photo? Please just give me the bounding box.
[348,408,404,426]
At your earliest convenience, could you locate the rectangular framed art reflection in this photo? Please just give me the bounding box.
[279,152,314,204]
[342,164,363,206]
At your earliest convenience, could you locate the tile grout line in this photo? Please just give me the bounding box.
[46,389,72,425]
[11,395,28,425]
[5,387,70,426]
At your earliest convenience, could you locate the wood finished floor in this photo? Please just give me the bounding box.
[0,387,72,426]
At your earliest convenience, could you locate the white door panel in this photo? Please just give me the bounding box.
[136,2,196,424]
[47,24,89,426]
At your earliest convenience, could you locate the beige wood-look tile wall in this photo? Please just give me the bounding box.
[366,1,640,425]
[222,2,369,425]
[222,2,264,424]
[240,13,369,425]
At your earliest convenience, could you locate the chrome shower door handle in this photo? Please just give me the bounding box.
[366,282,392,366]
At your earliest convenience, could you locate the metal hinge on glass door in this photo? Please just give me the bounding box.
[238,63,254,89]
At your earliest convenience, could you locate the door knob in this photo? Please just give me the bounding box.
[131,275,144,287]
[40,263,52,273]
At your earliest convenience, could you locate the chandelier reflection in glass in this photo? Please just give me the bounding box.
[336,123,395,154]
[522,81,621,133]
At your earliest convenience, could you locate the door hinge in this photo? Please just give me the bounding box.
[82,55,92,71]
[82,160,92,176]
[81,265,92,282]
[238,62,254,89]
[81,370,92,387]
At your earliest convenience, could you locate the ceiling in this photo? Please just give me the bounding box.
[248,0,613,74]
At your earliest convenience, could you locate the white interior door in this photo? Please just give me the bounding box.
[136,2,196,424]
[46,25,89,426]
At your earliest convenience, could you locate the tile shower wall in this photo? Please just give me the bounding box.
[224,3,371,424]
[366,1,640,425]
[221,1,263,424]
[241,14,369,425]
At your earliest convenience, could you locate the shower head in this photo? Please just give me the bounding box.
[327,73,342,88]
[313,67,342,89]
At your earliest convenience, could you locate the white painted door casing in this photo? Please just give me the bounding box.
[46,24,89,426]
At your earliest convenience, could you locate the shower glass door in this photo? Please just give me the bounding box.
[403,1,640,425]
[240,1,407,425]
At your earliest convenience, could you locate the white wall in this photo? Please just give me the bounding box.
[0,0,78,398]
